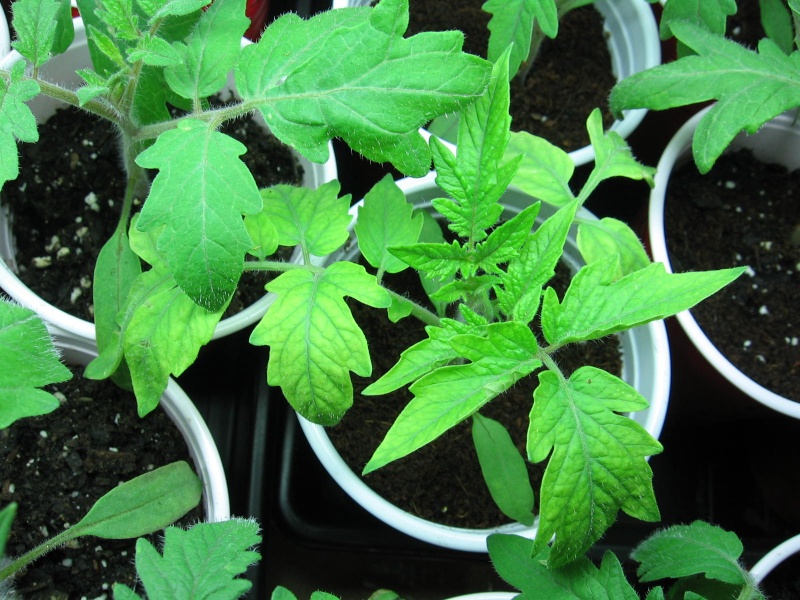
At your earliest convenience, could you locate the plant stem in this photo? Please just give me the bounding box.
[244,260,322,274]
[0,529,76,582]
[31,77,121,126]
[385,288,441,327]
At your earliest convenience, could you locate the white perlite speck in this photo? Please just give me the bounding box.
[84,191,100,212]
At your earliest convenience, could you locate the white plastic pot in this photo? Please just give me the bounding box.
[0,18,338,342]
[0,7,9,60]
[331,0,660,167]
[648,106,800,418]
[750,533,800,583]
[299,172,671,553]
[57,335,230,522]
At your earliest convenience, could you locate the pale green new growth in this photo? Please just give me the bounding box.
[610,20,800,172]
[113,519,261,600]
[0,299,71,428]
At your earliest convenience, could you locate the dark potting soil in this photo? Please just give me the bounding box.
[664,149,799,401]
[2,104,303,324]
[405,0,616,151]
[0,364,203,599]
[328,261,622,529]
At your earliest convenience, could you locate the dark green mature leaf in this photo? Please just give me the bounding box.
[250,262,391,426]
[658,0,735,57]
[71,461,201,539]
[632,521,750,585]
[472,413,534,526]
[760,0,794,54]
[0,62,39,190]
[135,118,262,311]
[541,258,745,346]
[483,0,540,75]
[610,21,800,172]
[164,0,248,101]
[237,0,491,177]
[124,519,261,599]
[0,300,71,428]
[528,367,663,567]
[488,534,639,599]
[356,174,423,275]
[364,321,541,474]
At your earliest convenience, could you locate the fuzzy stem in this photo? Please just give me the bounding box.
[30,77,121,126]
[385,288,441,327]
[0,529,76,582]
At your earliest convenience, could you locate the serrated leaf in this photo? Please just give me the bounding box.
[488,534,639,599]
[133,519,260,599]
[250,262,391,426]
[272,587,298,600]
[658,0,735,50]
[364,321,541,474]
[76,68,111,105]
[111,584,142,600]
[164,0,248,101]
[127,34,183,66]
[355,174,423,275]
[430,49,514,242]
[506,130,575,207]
[541,259,745,346]
[0,62,40,190]
[472,413,534,526]
[151,0,210,20]
[483,0,540,75]
[121,267,226,416]
[496,200,576,323]
[632,521,750,586]
[97,0,139,41]
[576,218,650,279]
[88,24,129,70]
[256,181,352,258]
[761,0,794,55]
[70,461,201,539]
[363,319,473,396]
[10,0,62,66]
[135,118,262,311]
[389,239,469,281]
[416,210,450,317]
[610,21,800,172]
[579,108,655,203]
[237,0,491,177]
[528,367,663,567]
[0,300,71,428]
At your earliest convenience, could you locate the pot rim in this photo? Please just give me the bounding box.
[647,105,800,418]
[749,532,800,582]
[55,335,231,522]
[330,0,660,167]
[299,171,671,552]
[0,7,9,59]
[0,17,338,342]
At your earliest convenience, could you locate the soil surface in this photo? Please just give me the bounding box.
[664,149,799,401]
[0,364,203,599]
[328,260,622,529]
[2,104,303,324]
[405,0,617,150]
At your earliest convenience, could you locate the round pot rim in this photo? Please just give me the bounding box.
[0,8,9,59]
[647,105,800,418]
[0,18,338,343]
[749,532,800,582]
[300,171,671,552]
[56,335,231,522]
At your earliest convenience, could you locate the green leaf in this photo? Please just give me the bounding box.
[541,259,745,345]
[364,321,541,474]
[150,0,209,20]
[388,239,469,282]
[579,108,655,204]
[10,0,63,66]
[88,24,129,70]
[576,218,651,279]
[164,0,248,101]
[272,587,298,600]
[0,503,17,560]
[256,181,352,259]
[363,319,474,396]
[0,300,71,428]
[69,461,201,539]
[610,21,800,172]
[496,200,577,323]
[127,34,184,66]
[483,0,540,75]
[76,68,111,105]
[86,227,142,382]
[658,0,735,57]
[472,413,534,526]
[355,174,424,275]
[135,118,262,311]
[632,521,751,586]
[506,131,575,207]
[430,48,514,242]
[528,367,663,567]
[237,0,491,177]
[250,262,391,426]
[132,519,261,599]
[96,0,139,41]
[111,584,142,600]
[488,534,640,599]
[0,62,40,191]
[761,0,794,54]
